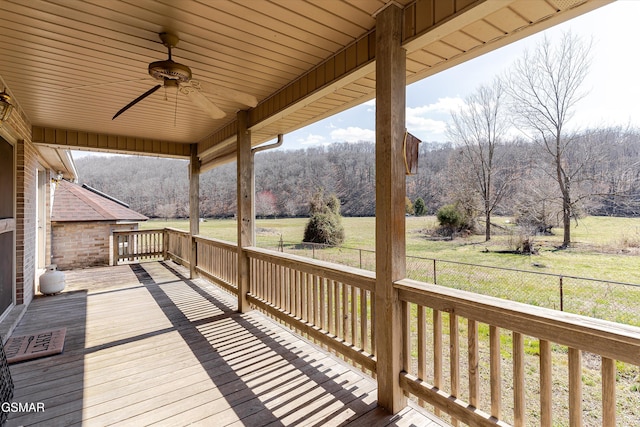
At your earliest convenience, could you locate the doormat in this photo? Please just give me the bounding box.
[3,328,66,364]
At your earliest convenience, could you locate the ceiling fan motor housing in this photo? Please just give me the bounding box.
[148,59,192,82]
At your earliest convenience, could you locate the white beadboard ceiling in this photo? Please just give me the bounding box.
[0,0,610,161]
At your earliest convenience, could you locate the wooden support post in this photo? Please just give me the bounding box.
[237,110,253,312]
[374,3,407,414]
[189,143,200,279]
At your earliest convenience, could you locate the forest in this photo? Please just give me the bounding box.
[75,126,640,223]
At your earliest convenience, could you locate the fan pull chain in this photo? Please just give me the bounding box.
[174,86,179,127]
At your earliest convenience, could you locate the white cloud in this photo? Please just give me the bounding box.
[402,97,466,141]
[296,133,328,146]
[330,126,375,143]
[406,116,448,135]
[408,97,465,115]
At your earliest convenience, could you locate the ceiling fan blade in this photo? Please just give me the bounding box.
[182,86,226,119]
[112,84,162,120]
[190,80,258,108]
[65,77,151,91]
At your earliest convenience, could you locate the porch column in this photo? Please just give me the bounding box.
[189,143,200,279]
[375,3,407,414]
[236,110,253,312]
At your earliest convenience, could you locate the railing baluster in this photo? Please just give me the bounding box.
[328,279,334,335]
[360,289,368,352]
[320,277,326,330]
[568,347,582,427]
[602,357,616,426]
[342,282,348,341]
[433,309,442,417]
[334,281,340,338]
[539,340,553,427]
[351,285,357,346]
[468,319,479,409]
[402,300,411,376]
[450,313,460,427]
[417,305,426,407]
[490,325,502,420]
[370,289,376,356]
[295,270,301,318]
[307,273,314,324]
[513,331,525,427]
[301,271,308,322]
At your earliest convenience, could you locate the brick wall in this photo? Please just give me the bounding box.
[52,222,138,270]
[52,222,111,270]
[9,99,35,306]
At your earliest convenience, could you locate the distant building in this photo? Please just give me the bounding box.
[51,180,148,270]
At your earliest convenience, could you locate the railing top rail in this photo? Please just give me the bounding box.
[113,228,164,235]
[245,246,376,292]
[395,278,640,365]
[194,235,237,250]
[164,227,190,235]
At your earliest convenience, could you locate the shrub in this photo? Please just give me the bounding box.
[436,203,472,236]
[303,213,345,246]
[303,189,345,246]
[414,197,426,216]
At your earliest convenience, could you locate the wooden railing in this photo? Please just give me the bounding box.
[194,235,238,294]
[164,228,191,267]
[112,229,164,265]
[115,227,640,424]
[245,247,377,373]
[395,278,640,427]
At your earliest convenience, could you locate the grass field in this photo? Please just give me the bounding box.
[144,215,640,325]
[143,215,640,284]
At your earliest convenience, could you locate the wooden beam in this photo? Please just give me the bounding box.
[32,127,191,159]
[189,144,200,279]
[236,110,253,313]
[374,3,407,414]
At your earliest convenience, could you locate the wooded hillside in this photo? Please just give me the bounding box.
[74,127,640,221]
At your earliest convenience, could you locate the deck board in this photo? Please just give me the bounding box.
[6,261,448,427]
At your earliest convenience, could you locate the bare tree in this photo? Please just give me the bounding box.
[507,31,592,247]
[448,78,512,241]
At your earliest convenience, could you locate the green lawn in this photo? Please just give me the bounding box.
[144,215,640,284]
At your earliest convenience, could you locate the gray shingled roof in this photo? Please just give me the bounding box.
[52,180,148,222]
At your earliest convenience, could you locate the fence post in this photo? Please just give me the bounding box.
[559,276,564,311]
[359,249,363,269]
[433,259,437,284]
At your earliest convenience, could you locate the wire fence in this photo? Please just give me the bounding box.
[260,238,640,327]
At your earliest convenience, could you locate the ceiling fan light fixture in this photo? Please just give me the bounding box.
[148,59,192,83]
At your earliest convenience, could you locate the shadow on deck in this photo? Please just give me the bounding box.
[6,261,446,426]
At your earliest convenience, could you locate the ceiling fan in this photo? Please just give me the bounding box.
[112,32,258,120]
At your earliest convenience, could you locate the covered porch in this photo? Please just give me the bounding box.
[2,1,638,425]
[7,260,444,426]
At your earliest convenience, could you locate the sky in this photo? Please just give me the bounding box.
[278,0,640,151]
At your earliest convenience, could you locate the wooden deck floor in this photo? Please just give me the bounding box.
[6,261,447,427]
